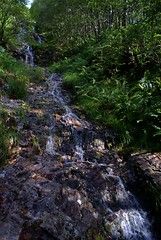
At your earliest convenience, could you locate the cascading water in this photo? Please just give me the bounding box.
[45,73,155,240]
[17,28,32,65]
[102,175,154,240]
[17,27,42,66]
[45,114,56,155]
[37,34,42,44]
[25,44,34,66]
[46,73,88,160]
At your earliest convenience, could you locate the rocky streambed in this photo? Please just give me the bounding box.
[0,73,157,239]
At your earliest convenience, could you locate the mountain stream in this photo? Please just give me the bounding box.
[45,73,155,240]
[0,71,156,239]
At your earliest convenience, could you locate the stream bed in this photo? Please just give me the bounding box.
[0,73,156,239]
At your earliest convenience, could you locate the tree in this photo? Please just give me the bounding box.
[0,0,30,47]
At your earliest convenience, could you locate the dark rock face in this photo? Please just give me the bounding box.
[129,153,161,239]
[0,149,122,239]
[0,75,154,240]
[130,153,161,199]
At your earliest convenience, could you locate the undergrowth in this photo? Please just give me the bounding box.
[0,107,18,165]
[50,29,161,152]
[0,46,29,99]
[0,46,44,165]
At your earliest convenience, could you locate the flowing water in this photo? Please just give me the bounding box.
[46,73,89,161]
[46,73,155,240]
[102,175,154,240]
[37,34,42,44]
[25,44,34,66]
[17,28,42,66]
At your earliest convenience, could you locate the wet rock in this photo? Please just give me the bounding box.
[0,74,154,240]
[130,153,161,190]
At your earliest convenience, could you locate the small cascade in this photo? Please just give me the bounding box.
[17,28,43,67]
[45,113,56,155]
[25,45,34,67]
[45,73,155,239]
[46,136,55,154]
[102,175,154,240]
[71,127,84,160]
[37,34,42,44]
[0,71,156,240]
[17,28,30,65]
[46,73,88,160]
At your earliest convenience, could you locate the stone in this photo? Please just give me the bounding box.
[0,74,155,240]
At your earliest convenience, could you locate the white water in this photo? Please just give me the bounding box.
[45,111,56,155]
[17,28,35,66]
[46,73,88,160]
[46,136,55,154]
[110,209,153,239]
[25,45,34,66]
[102,175,154,240]
[46,73,154,239]
[37,34,42,44]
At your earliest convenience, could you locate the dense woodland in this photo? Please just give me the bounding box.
[0,0,161,164]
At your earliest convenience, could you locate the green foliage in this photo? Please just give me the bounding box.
[30,0,128,49]
[50,58,73,73]
[7,76,27,99]
[63,72,80,94]
[0,122,10,164]
[28,67,44,83]
[0,0,31,48]
[31,0,161,52]
[0,46,30,99]
[0,46,32,164]
[52,25,161,151]
[0,107,18,165]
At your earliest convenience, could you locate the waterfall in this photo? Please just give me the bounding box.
[25,33,42,66]
[37,34,42,44]
[102,175,154,240]
[25,45,34,67]
[17,28,43,67]
[44,73,155,239]
[45,114,56,154]
[0,69,155,239]
[46,73,88,160]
